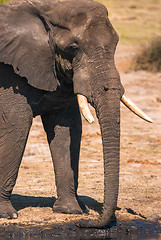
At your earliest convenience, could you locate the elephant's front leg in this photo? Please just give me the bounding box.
[0,88,33,219]
[41,99,83,214]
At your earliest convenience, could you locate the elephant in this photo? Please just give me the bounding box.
[0,0,152,228]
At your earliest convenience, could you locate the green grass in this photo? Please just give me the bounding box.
[96,0,161,45]
[0,0,10,3]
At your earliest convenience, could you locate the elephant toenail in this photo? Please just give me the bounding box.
[12,213,18,219]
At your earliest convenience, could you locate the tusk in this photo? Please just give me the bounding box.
[121,94,153,123]
[77,94,94,124]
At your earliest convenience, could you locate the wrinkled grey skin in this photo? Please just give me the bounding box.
[0,0,124,228]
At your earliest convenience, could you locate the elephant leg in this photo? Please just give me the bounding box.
[41,99,83,214]
[0,88,33,219]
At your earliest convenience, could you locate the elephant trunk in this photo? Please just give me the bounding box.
[96,88,120,228]
[76,57,121,227]
[78,89,120,228]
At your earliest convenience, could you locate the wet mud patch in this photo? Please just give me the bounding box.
[0,219,160,240]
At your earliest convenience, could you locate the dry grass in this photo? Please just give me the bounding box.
[131,37,161,72]
[96,0,161,45]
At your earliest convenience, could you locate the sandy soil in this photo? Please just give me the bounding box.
[0,44,160,239]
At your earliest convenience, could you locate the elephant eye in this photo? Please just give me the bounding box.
[66,42,79,56]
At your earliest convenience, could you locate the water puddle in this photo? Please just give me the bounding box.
[0,219,160,240]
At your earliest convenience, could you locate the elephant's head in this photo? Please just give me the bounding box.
[0,0,152,228]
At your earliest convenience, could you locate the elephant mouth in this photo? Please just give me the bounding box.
[55,52,73,83]
[77,94,153,123]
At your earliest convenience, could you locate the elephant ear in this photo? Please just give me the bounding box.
[0,1,57,92]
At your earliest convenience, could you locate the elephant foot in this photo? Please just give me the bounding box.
[0,200,18,219]
[53,197,83,215]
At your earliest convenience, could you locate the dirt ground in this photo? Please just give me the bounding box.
[0,44,160,239]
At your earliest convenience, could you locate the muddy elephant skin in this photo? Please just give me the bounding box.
[0,0,124,228]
